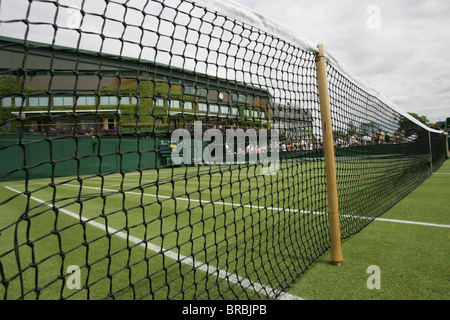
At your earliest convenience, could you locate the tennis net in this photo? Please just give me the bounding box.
[0,0,447,300]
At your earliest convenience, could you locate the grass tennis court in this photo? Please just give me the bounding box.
[0,161,333,300]
[2,157,446,300]
[287,159,450,300]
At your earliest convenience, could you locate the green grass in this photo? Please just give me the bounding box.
[286,160,450,300]
[1,159,448,300]
[0,162,330,300]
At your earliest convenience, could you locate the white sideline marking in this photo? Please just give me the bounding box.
[4,186,303,301]
[62,183,450,229]
[63,183,318,214]
[374,217,450,228]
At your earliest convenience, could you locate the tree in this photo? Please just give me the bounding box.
[408,112,429,125]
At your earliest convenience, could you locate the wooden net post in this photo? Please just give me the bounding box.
[315,44,343,266]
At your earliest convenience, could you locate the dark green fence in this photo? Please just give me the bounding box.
[0,135,157,181]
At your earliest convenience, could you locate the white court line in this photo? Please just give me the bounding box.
[63,183,319,215]
[374,217,450,228]
[4,186,302,301]
[62,183,450,229]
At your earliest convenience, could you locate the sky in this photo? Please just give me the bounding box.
[230,0,450,123]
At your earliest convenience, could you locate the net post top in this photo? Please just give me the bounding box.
[315,44,325,62]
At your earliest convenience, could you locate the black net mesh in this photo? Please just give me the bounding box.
[325,63,447,238]
[0,0,447,300]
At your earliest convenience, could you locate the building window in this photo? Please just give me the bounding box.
[169,119,176,130]
[14,97,23,106]
[155,98,165,107]
[100,96,117,106]
[198,88,208,97]
[210,104,219,113]
[252,110,259,117]
[184,86,196,95]
[170,100,180,109]
[232,107,239,115]
[29,96,49,107]
[1,97,12,107]
[53,95,74,107]
[261,111,266,119]
[232,94,250,104]
[184,86,207,97]
[221,105,229,115]
[155,117,164,131]
[77,95,96,106]
[120,96,130,105]
[244,108,250,117]
[102,118,116,130]
[184,101,193,110]
[119,96,138,105]
[199,103,208,112]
